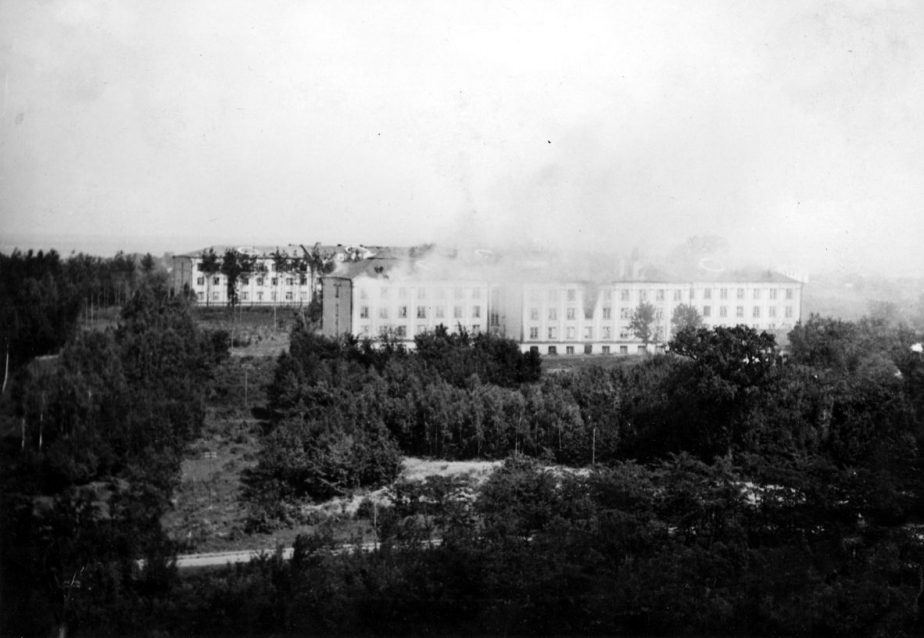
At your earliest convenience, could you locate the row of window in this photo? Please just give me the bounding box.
[358,286,484,301]
[196,276,308,287]
[527,305,795,322]
[535,345,646,355]
[196,262,305,273]
[528,326,666,341]
[359,305,482,320]
[196,291,308,302]
[528,287,797,303]
[357,324,482,338]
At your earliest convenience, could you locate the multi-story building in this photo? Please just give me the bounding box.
[172,244,327,306]
[517,271,803,355]
[320,251,805,355]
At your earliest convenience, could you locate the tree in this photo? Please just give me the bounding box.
[270,248,291,331]
[220,249,258,309]
[629,302,657,349]
[670,303,703,337]
[199,248,221,307]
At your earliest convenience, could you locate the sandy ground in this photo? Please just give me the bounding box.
[304,457,503,517]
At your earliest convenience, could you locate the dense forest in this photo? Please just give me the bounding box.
[2,248,923,636]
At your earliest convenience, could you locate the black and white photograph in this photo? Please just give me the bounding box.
[2,1,924,636]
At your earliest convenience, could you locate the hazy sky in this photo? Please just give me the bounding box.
[1,1,922,274]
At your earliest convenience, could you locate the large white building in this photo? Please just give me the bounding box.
[318,248,805,354]
[172,245,319,307]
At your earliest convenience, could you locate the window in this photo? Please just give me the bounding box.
[753,306,761,318]
[472,324,480,333]
[753,289,761,300]
[619,345,628,355]
[197,263,204,272]
[566,308,576,320]
[242,276,250,285]
[703,306,711,317]
[396,326,407,337]
[359,288,368,299]
[620,289,630,301]
[720,306,728,318]
[417,325,427,335]
[548,290,559,303]
[213,276,221,285]
[398,306,408,319]
[271,277,277,286]
[360,325,370,335]
[689,289,695,300]
[583,344,593,354]
[417,306,427,319]
[271,292,277,301]
[257,292,264,301]
[639,290,648,302]
[361,306,370,319]
[769,323,776,329]
[379,307,389,319]
[637,345,647,354]
[602,307,612,319]
[197,277,205,286]
[566,346,575,355]
[453,306,463,319]
[286,277,294,286]
[529,289,541,302]
[454,287,464,300]
[603,326,611,339]
[674,289,682,301]
[620,308,631,319]
[417,287,427,299]
[602,346,610,354]
[567,289,576,301]
[212,292,220,300]
[436,288,446,299]
[300,292,308,301]
[197,291,204,300]
[472,288,481,299]
[584,327,593,339]
[529,327,539,339]
[785,306,793,318]
[656,289,665,301]
[619,328,633,339]
[436,307,445,318]
[566,327,576,340]
[548,346,557,355]
[769,306,777,318]
[398,287,408,298]
[549,309,558,320]
[548,327,558,340]
[736,306,744,318]
[472,305,481,318]
[530,346,539,354]
[737,288,745,299]
[655,309,663,320]
[720,288,728,299]
[769,289,778,300]
[241,292,249,301]
[604,289,612,301]
[300,276,307,285]
[285,292,293,301]
[704,288,712,300]
[530,308,540,320]
[786,288,794,300]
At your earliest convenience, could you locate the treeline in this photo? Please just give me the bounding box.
[249,315,923,521]
[0,283,229,637]
[0,249,166,374]
[122,453,924,636]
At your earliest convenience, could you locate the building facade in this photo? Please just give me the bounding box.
[320,257,804,355]
[172,245,323,307]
